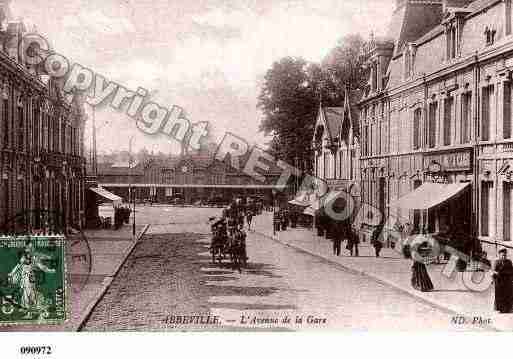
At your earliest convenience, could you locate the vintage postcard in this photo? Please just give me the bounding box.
[1,0,513,339]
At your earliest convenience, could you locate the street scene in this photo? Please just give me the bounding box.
[2,0,513,339]
[83,208,464,331]
[82,205,473,331]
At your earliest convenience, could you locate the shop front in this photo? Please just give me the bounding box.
[388,149,477,263]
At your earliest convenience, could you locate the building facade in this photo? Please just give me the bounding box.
[311,91,362,228]
[97,152,284,204]
[0,15,86,232]
[359,0,513,252]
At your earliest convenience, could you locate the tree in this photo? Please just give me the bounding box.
[257,57,318,169]
[322,34,367,92]
[257,35,367,175]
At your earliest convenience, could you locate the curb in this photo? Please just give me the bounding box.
[253,229,501,332]
[74,224,151,331]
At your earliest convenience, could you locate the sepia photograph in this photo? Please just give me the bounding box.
[1,1,513,353]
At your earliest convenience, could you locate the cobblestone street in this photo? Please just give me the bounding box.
[82,207,481,331]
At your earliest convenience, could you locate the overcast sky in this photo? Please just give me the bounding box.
[12,0,394,154]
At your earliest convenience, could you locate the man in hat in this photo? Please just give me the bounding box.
[493,248,513,313]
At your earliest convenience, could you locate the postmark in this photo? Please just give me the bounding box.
[0,235,66,325]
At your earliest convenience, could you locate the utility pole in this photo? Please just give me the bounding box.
[129,136,136,236]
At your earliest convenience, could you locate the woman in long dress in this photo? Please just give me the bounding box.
[411,243,434,292]
[9,248,55,317]
[492,248,513,313]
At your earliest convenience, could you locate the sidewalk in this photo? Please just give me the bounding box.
[1,223,149,332]
[252,212,513,331]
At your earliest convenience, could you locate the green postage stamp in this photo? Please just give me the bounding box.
[0,235,66,325]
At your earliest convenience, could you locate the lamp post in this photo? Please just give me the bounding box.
[129,136,136,236]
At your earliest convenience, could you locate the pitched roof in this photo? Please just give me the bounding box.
[388,1,444,56]
[322,107,344,141]
[342,90,362,141]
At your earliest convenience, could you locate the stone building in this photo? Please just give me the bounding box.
[359,0,513,252]
[0,14,86,232]
[310,90,362,227]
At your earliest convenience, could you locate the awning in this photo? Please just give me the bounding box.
[301,190,346,216]
[89,187,123,205]
[303,206,316,216]
[389,182,470,210]
[289,191,318,207]
[289,191,311,207]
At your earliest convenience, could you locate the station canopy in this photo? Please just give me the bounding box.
[388,182,470,210]
[89,187,123,206]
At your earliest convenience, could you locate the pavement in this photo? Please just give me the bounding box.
[0,221,149,332]
[252,211,513,331]
[82,208,469,331]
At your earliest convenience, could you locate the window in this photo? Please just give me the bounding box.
[428,102,438,148]
[363,125,369,156]
[506,0,512,36]
[1,178,8,225]
[33,101,40,151]
[371,62,378,91]
[2,98,7,148]
[413,108,421,150]
[505,182,513,241]
[481,85,494,141]
[461,92,471,143]
[481,181,495,237]
[485,26,497,46]
[60,119,65,153]
[404,44,416,78]
[447,25,457,60]
[504,82,511,139]
[443,96,454,146]
[17,100,24,151]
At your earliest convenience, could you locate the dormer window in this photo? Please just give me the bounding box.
[446,24,457,59]
[403,43,416,79]
[485,26,497,46]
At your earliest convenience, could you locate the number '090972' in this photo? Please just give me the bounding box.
[20,346,53,355]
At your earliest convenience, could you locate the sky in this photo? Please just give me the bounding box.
[10,0,394,154]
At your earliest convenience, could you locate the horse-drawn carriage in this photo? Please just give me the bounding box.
[209,217,247,272]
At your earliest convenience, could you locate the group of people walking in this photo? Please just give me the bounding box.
[272,207,299,233]
[326,220,360,257]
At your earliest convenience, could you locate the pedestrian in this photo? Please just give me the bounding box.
[246,210,253,230]
[273,210,281,232]
[411,243,434,292]
[281,209,288,231]
[350,227,359,257]
[332,222,342,256]
[371,222,384,258]
[493,248,513,313]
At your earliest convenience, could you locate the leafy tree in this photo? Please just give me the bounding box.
[257,35,367,174]
[322,34,367,92]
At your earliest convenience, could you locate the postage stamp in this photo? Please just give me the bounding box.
[0,235,66,325]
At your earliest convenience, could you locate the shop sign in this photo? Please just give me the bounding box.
[424,150,471,172]
[325,179,351,191]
